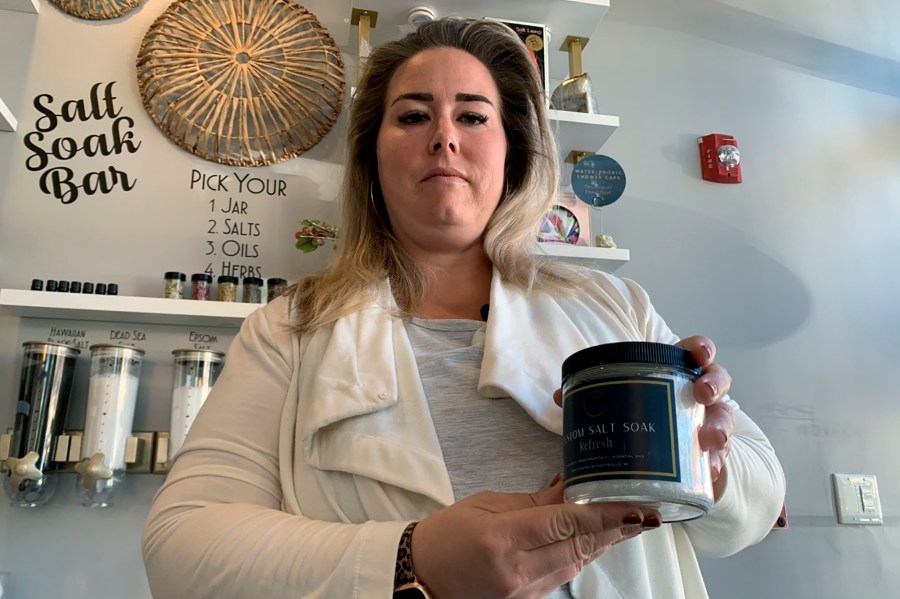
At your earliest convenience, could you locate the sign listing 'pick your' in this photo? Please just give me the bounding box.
[571,154,626,207]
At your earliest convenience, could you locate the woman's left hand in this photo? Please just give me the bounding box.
[675,335,734,494]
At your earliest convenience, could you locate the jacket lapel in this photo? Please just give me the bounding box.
[295,301,454,507]
[479,270,645,435]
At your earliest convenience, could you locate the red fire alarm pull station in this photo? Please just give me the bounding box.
[698,133,742,184]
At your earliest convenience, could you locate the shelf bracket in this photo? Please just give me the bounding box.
[351,8,378,59]
[565,150,594,165]
[560,35,590,78]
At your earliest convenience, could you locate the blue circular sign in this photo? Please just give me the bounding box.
[571,154,626,207]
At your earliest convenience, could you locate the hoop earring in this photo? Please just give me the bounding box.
[369,180,382,217]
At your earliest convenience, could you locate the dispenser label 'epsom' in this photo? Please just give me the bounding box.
[563,377,680,484]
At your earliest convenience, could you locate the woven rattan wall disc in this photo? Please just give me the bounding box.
[50,0,143,20]
[137,0,345,167]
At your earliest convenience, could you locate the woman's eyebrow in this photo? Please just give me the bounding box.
[456,93,493,106]
[391,92,433,105]
[389,92,494,106]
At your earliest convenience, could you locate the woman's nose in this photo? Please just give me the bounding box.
[429,118,458,154]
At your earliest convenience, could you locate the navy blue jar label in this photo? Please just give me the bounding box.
[563,377,680,485]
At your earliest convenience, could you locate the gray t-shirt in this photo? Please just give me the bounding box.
[406,317,572,599]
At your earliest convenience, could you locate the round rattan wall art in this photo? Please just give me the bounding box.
[49,0,143,20]
[137,0,345,167]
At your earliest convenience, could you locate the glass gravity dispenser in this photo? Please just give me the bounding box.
[1,342,79,507]
[168,349,224,462]
[74,344,144,507]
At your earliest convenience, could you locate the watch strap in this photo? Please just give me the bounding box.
[394,521,419,588]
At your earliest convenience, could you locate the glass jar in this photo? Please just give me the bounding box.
[164,272,185,299]
[76,344,144,508]
[191,273,212,300]
[242,277,263,303]
[2,342,80,507]
[168,349,225,461]
[561,341,712,522]
[216,276,238,302]
[266,278,288,303]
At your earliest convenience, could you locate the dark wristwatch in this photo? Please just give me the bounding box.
[393,522,432,599]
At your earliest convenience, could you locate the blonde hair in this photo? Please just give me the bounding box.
[290,17,572,332]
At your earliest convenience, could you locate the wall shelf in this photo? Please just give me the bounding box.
[332,0,609,86]
[0,289,259,327]
[533,243,629,270]
[0,0,38,132]
[0,0,39,14]
[0,244,626,326]
[550,109,620,162]
[0,97,17,132]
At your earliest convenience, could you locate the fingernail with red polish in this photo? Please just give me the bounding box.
[642,514,661,529]
[622,513,643,526]
[548,473,562,487]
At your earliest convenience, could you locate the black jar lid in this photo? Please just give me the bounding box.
[217,275,238,284]
[165,271,186,281]
[191,273,213,283]
[562,341,701,381]
[266,277,287,286]
[243,277,263,286]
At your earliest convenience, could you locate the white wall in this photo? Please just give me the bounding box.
[589,14,900,599]
[1,1,899,598]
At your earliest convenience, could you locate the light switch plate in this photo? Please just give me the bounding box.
[832,473,883,525]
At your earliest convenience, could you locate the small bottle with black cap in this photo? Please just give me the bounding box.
[242,277,263,303]
[164,272,186,299]
[191,274,212,300]
[216,276,238,302]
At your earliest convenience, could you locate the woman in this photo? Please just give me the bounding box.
[142,18,785,599]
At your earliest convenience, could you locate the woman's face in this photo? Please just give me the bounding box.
[376,47,508,256]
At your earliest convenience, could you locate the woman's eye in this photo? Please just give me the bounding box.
[460,112,488,125]
[398,111,428,124]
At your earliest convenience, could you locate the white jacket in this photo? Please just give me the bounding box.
[142,269,785,598]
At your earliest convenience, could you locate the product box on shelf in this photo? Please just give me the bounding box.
[492,19,550,97]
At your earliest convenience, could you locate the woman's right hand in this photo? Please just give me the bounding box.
[411,477,660,599]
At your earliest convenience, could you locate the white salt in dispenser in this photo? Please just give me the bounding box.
[168,349,224,462]
[2,342,80,507]
[75,344,144,507]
